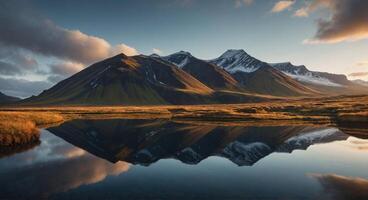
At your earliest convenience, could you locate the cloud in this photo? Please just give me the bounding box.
[271,0,295,13]
[49,61,85,77]
[355,61,368,67]
[112,44,139,57]
[152,48,164,55]
[0,61,22,75]
[0,48,39,73]
[294,0,333,17]
[302,0,368,44]
[0,0,139,97]
[348,72,368,77]
[235,0,253,8]
[312,174,368,200]
[294,7,309,17]
[0,1,138,65]
[0,77,52,98]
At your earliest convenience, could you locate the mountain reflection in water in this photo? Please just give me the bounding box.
[0,118,368,200]
[47,119,348,166]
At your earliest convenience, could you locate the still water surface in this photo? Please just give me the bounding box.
[0,119,367,199]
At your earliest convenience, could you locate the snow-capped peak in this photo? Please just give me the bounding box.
[210,49,265,74]
[162,51,194,68]
[219,49,248,58]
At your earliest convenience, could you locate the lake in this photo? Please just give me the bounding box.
[1,119,367,199]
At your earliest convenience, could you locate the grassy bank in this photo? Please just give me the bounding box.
[1,95,367,146]
[0,112,64,146]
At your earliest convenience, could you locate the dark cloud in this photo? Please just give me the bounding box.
[303,0,368,43]
[0,77,52,98]
[0,0,138,97]
[0,1,138,65]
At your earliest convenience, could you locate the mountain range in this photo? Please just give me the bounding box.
[20,49,368,105]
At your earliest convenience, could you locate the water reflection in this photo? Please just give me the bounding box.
[312,174,368,200]
[0,119,367,199]
[48,119,348,166]
[0,131,130,199]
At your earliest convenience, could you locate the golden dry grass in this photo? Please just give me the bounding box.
[0,112,64,146]
[0,95,368,146]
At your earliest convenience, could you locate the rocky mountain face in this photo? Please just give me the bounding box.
[160,51,240,91]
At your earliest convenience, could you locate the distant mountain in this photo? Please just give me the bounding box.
[353,79,368,87]
[48,119,349,166]
[270,62,368,95]
[270,62,345,87]
[0,92,20,104]
[209,49,367,95]
[210,50,318,96]
[22,53,267,105]
[159,51,240,91]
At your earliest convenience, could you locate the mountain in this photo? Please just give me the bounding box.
[22,54,211,105]
[19,49,368,105]
[22,53,267,105]
[270,62,368,95]
[210,49,266,73]
[353,79,368,87]
[210,50,318,96]
[270,62,348,87]
[211,49,368,95]
[47,119,349,166]
[159,51,240,91]
[0,92,20,104]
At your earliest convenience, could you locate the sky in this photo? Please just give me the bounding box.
[0,0,368,97]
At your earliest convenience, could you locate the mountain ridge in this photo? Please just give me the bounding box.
[19,49,368,105]
[0,92,20,104]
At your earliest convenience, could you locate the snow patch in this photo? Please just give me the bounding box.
[177,56,190,68]
[284,72,343,87]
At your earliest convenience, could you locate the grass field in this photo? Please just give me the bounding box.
[1,95,368,146]
[0,112,64,146]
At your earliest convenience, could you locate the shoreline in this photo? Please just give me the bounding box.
[0,95,367,147]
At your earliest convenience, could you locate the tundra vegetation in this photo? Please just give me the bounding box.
[0,95,367,147]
